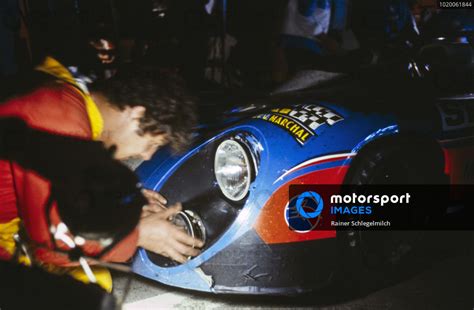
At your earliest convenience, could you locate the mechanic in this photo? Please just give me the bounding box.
[0,56,203,291]
[274,0,348,80]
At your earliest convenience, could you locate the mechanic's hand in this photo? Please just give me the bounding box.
[141,189,168,218]
[137,204,204,263]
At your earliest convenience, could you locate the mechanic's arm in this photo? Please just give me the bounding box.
[0,118,142,265]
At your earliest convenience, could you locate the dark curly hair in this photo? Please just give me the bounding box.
[91,68,197,152]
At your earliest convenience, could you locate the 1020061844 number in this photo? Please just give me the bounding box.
[438,1,473,8]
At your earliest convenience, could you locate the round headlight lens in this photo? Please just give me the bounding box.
[214,139,252,201]
[172,210,206,247]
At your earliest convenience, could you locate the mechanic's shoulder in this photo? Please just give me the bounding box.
[1,83,92,138]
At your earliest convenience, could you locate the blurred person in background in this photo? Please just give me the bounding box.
[273,0,348,81]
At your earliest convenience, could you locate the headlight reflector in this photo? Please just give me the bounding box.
[214,139,252,201]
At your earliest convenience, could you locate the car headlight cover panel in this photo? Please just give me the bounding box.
[214,139,251,201]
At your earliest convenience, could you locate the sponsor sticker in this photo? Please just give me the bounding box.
[254,105,344,145]
[437,100,474,132]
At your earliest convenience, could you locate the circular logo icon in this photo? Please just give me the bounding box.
[285,191,324,232]
[296,191,323,218]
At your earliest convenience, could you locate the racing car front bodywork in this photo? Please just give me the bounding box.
[132,101,401,294]
[130,13,474,293]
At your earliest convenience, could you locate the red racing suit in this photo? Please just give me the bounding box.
[0,58,139,266]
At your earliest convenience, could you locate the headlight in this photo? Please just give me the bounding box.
[172,210,206,247]
[214,139,252,201]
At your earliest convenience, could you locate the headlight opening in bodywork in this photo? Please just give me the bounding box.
[145,133,260,267]
[214,138,255,202]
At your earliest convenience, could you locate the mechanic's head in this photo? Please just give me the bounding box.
[90,69,197,160]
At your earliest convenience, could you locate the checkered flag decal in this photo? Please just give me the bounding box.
[289,105,343,130]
